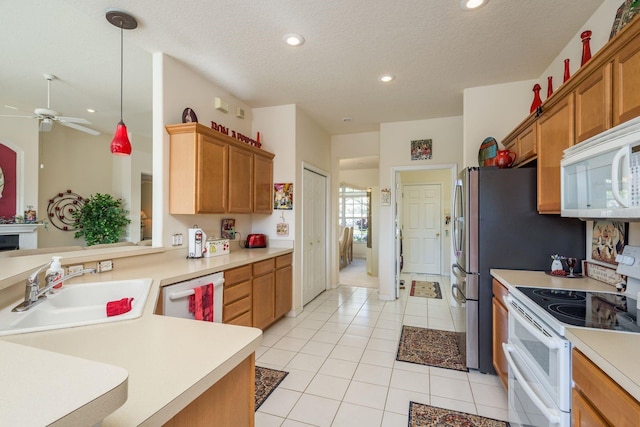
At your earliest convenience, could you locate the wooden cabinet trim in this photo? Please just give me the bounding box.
[225,265,252,285]
[253,258,275,276]
[276,253,293,268]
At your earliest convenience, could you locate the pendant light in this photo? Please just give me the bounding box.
[106,9,137,156]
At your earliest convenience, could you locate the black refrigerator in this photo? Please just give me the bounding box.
[451,166,585,374]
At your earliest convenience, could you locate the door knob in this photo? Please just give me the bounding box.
[436,233,440,237]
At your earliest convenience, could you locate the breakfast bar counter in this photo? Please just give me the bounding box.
[0,246,293,426]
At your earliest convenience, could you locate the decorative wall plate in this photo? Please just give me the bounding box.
[182,107,198,123]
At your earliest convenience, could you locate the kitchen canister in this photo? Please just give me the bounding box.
[204,238,230,258]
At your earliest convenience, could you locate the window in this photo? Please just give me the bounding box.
[339,185,369,243]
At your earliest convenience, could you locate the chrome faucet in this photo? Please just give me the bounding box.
[13,262,96,312]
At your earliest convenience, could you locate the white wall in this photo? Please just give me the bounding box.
[378,116,463,299]
[154,53,255,247]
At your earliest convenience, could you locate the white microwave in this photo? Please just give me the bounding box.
[561,116,640,220]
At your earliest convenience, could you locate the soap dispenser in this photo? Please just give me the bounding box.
[45,256,64,293]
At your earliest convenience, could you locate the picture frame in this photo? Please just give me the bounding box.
[221,218,236,240]
[276,222,289,236]
[589,220,628,266]
[410,139,432,160]
[610,0,640,39]
[274,183,293,210]
[380,188,391,206]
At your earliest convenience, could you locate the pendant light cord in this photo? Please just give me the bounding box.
[120,23,124,122]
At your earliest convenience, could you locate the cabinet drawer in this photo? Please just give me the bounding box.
[223,296,251,322]
[492,279,508,307]
[224,280,251,304]
[253,258,275,276]
[225,265,252,285]
[276,253,293,268]
[225,310,252,327]
[572,349,640,426]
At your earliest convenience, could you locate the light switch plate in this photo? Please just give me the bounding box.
[214,97,229,113]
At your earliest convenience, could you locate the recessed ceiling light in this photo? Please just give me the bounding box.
[379,75,395,83]
[460,0,488,10]
[87,108,96,113]
[283,33,305,47]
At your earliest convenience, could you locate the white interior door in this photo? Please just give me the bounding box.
[303,168,327,305]
[402,184,442,274]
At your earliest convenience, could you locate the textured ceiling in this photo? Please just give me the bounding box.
[0,0,604,140]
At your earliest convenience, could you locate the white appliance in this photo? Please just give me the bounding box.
[562,116,640,220]
[162,272,224,322]
[502,294,571,427]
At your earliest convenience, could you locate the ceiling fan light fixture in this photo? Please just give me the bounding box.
[40,118,53,132]
[110,120,132,156]
[107,8,137,156]
[460,0,488,10]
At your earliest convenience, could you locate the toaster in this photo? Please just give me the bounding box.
[245,234,267,248]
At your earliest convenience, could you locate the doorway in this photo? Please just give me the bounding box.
[302,167,328,305]
[401,183,442,274]
[140,173,152,241]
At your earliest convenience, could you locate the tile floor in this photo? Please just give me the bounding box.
[254,272,508,426]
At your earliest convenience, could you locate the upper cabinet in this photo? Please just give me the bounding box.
[502,17,640,214]
[166,123,274,215]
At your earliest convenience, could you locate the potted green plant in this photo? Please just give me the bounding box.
[73,193,131,246]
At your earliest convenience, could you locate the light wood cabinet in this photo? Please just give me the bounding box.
[492,279,509,391]
[275,254,293,320]
[536,94,574,214]
[166,123,274,215]
[613,25,640,127]
[572,348,640,427]
[575,63,611,143]
[503,120,537,167]
[223,265,252,327]
[228,146,253,213]
[164,354,255,427]
[252,258,275,330]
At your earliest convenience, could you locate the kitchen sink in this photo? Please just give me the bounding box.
[0,278,153,336]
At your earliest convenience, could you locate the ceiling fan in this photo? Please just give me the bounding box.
[0,74,100,136]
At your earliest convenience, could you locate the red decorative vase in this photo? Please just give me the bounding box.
[495,150,517,169]
[581,30,592,66]
[547,76,553,98]
[563,58,571,83]
[530,84,542,113]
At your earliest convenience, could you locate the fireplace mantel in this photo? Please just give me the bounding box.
[0,224,43,249]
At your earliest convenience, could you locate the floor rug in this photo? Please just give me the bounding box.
[396,326,467,372]
[255,366,288,410]
[410,280,442,299]
[409,402,509,426]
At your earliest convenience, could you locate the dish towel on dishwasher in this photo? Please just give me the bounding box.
[188,283,214,322]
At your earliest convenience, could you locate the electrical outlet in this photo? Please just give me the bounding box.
[172,233,183,246]
[67,264,84,274]
[97,260,113,272]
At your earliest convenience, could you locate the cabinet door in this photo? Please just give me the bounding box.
[613,39,640,126]
[515,122,537,165]
[228,146,253,213]
[575,63,612,143]
[252,272,275,330]
[197,135,228,213]
[537,94,575,214]
[254,154,273,214]
[275,265,292,320]
[572,389,608,427]
[492,297,509,391]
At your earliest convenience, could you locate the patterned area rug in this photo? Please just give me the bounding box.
[255,366,288,410]
[409,402,509,426]
[396,326,467,372]
[410,280,442,299]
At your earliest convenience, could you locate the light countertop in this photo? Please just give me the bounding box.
[491,269,640,402]
[0,246,293,426]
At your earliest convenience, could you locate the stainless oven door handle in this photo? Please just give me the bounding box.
[503,295,561,350]
[502,343,561,424]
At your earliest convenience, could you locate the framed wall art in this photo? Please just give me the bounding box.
[410,139,432,160]
[274,183,293,210]
[589,220,628,266]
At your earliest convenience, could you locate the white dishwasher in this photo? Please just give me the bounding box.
[162,272,224,322]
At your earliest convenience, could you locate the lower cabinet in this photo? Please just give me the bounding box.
[223,253,293,330]
[492,279,509,391]
[572,348,640,426]
[163,354,255,426]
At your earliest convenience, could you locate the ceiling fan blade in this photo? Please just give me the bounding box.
[0,114,36,119]
[56,116,92,125]
[59,121,101,136]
